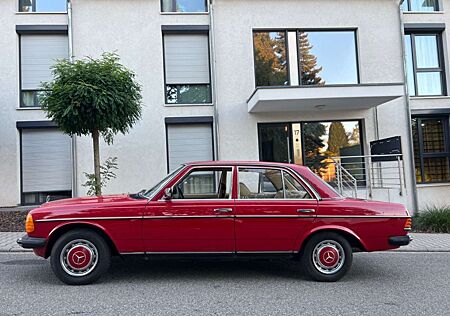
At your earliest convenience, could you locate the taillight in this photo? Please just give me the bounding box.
[404,218,412,231]
[25,213,34,233]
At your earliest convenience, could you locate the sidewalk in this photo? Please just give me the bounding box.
[1,232,450,253]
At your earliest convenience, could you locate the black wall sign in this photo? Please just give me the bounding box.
[370,136,402,162]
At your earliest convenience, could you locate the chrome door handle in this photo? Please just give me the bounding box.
[297,209,316,213]
[214,208,233,213]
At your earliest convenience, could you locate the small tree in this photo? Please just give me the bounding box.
[41,52,143,196]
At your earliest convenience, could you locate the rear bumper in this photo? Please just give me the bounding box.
[388,235,412,247]
[17,234,46,249]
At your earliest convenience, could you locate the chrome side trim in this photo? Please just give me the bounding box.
[143,215,234,219]
[235,215,316,218]
[315,215,410,218]
[35,214,409,222]
[35,216,142,222]
[119,251,293,255]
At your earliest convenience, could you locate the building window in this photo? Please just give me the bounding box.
[253,31,288,87]
[19,0,67,12]
[401,0,439,12]
[20,128,72,205]
[163,33,212,104]
[412,116,450,183]
[20,34,69,107]
[258,121,363,183]
[298,31,358,85]
[405,32,445,96]
[166,123,214,172]
[161,0,207,13]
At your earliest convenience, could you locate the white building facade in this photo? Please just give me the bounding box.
[0,0,449,211]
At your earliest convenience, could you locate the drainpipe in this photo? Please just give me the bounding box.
[68,0,78,197]
[209,0,220,160]
[398,0,419,212]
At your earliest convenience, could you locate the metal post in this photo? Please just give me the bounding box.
[398,155,403,196]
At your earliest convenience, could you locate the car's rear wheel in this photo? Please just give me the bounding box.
[300,232,352,282]
[50,229,111,285]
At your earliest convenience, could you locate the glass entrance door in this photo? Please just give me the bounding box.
[258,123,291,163]
[258,121,364,183]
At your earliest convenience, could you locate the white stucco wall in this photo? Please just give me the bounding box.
[1,0,447,211]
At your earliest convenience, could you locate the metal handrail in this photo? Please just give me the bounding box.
[328,154,406,201]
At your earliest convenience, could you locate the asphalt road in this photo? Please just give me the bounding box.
[0,252,449,315]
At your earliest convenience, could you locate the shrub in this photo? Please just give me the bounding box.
[413,206,450,233]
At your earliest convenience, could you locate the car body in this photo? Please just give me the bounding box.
[18,161,411,284]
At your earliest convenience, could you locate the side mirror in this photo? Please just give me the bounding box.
[163,187,173,200]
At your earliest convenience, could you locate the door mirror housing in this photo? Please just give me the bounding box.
[163,188,173,200]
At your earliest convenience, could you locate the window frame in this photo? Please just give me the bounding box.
[405,31,446,97]
[162,30,213,105]
[169,166,235,201]
[252,30,290,88]
[236,166,318,201]
[412,115,450,184]
[401,0,440,12]
[296,29,360,86]
[18,0,68,13]
[160,0,209,14]
[18,29,69,108]
[18,123,73,205]
[251,28,360,88]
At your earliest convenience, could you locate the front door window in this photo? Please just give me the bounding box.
[172,168,232,199]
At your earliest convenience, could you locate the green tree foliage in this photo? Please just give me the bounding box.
[41,52,143,196]
[303,123,327,173]
[327,122,349,156]
[254,32,288,86]
[298,32,323,85]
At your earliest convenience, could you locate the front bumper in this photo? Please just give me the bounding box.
[17,234,46,249]
[388,235,412,247]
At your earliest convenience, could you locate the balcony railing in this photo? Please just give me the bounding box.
[327,154,406,201]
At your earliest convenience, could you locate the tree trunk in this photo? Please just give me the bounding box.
[92,129,101,196]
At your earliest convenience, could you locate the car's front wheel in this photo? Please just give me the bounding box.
[50,229,111,285]
[300,232,352,282]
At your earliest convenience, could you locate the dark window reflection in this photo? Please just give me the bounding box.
[19,0,67,12]
[259,124,290,163]
[412,116,450,183]
[161,0,207,13]
[166,84,211,104]
[299,31,358,85]
[401,0,439,12]
[253,31,288,87]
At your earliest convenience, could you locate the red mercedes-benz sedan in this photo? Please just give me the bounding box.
[18,161,411,285]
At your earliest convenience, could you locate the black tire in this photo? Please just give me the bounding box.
[50,229,111,285]
[300,232,352,282]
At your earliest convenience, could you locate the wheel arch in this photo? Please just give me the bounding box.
[296,226,367,257]
[45,222,119,258]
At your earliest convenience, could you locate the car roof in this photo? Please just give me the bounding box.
[184,160,311,171]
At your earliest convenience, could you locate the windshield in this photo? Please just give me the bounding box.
[142,165,185,198]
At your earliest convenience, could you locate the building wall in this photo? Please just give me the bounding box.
[0,0,68,206]
[1,0,446,211]
[403,0,450,209]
